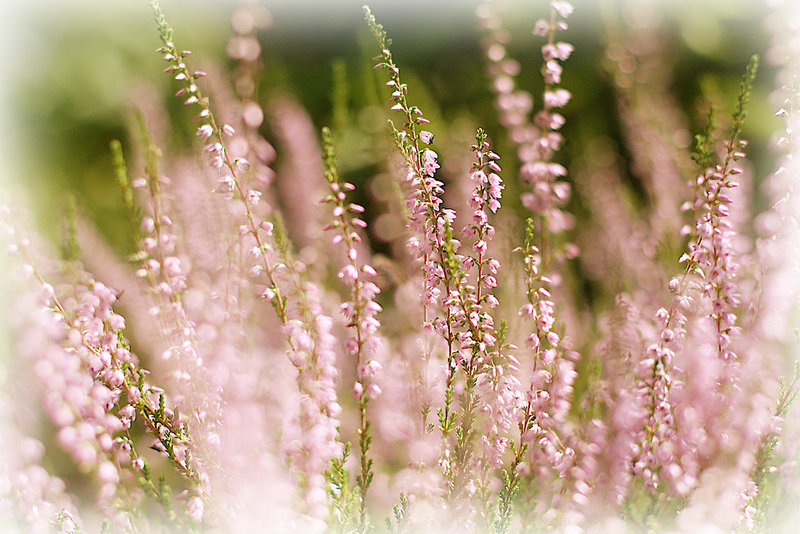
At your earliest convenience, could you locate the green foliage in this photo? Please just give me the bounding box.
[326,443,360,534]
[150,0,174,47]
[731,55,759,145]
[494,467,520,534]
[60,194,80,264]
[747,361,800,532]
[442,220,461,282]
[331,59,350,137]
[363,6,391,55]
[438,383,455,435]
[691,106,716,170]
[322,126,339,186]
[271,213,291,259]
[620,477,687,533]
[110,139,141,252]
[452,373,479,492]
[384,492,408,534]
[356,415,374,533]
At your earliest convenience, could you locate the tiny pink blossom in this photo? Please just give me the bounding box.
[366,383,382,399]
[551,1,574,18]
[533,20,550,36]
[419,130,435,144]
[187,496,204,522]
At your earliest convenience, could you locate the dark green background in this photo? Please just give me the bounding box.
[6,0,778,255]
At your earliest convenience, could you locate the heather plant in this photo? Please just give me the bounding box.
[2,1,800,533]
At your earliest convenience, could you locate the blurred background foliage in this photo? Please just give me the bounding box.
[7,0,778,265]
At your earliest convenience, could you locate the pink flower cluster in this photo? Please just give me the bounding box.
[67,279,202,487]
[449,137,504,371]
[281,305,342,522]
[10,258,204,525]
[517,220,577,482]
[18,281,125,514]
[458,135,520,470]
[322,129,383,402]
[632,300,685,493]
[684,143,747,366]
[480,1,575,235]
[522,2,574,232]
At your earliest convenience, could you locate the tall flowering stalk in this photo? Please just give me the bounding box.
[480,6,582,520]
[151,0,280,324]
[504,219,577,523]
[273,227,343,525]
[629,181,709,498]
[478,2,537,164]
[683,56,758,372]
[526,0,575,252]
[363,6,461,455]
[478,0,573,238]
[115,123,221,472]
[632,56,759,499]
[367,9,522,518]
[463,132,518,480]
[632,295,685,495]
[480,1,575,248]
[152,2,343,524]
[440,131,512,512]
[321,126,383,532]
